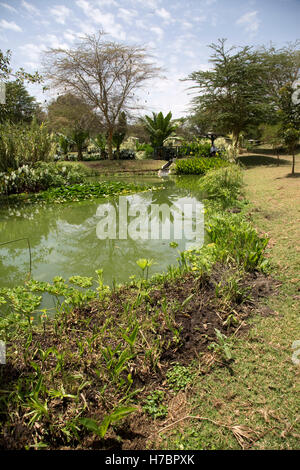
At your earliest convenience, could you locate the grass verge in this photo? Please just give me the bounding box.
[161,156,299,450]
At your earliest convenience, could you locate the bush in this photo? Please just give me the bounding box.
[180,138,211,158]
[0,120,56,172]
[114,149,136,160]
[0,162,87,195]
[198,165,244,207]
[135,142,154,159]
[175,157,229,175]
[206,213,269,271]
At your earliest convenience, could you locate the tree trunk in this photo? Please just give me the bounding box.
[232,131,240,159]
[107,129,113,160]
[292,151,295,175]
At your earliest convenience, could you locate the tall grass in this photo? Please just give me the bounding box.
[0,120,56,172]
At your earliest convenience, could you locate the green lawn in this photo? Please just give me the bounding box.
[160,154,300,450]
[82,159,167,174]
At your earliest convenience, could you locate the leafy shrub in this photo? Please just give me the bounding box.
[166,364,194,391]
[114,149,136,160]
[180,138,211,158]
[143,391,168,419]
[206,213,269,271]
[0,162,87,195]
[175,157,229,175]
[135,142,154,159]
[0,120,56,172]
[198,165,244,207]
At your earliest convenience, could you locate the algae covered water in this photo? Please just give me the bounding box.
[0,175,205,289]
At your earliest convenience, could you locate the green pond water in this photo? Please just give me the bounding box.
[0,175,205,292]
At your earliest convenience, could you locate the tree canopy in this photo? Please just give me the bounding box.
[47,93,101,134]
[0,81,39,124]
[43,32,160,159]
[185,39,300,148]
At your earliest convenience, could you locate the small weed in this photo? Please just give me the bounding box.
[166,364,194,392]
[208,328,234,362]
[143,390,168,419]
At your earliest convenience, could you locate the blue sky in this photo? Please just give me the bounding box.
[0,0,299,118]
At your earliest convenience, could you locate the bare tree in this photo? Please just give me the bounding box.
[43,32,160,159]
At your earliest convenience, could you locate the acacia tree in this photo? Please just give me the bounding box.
[261,41,300,109]
[43,33,159,159]
[185,39,272,150]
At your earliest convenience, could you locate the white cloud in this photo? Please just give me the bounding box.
[118,8,137,24]
[94,0,118,6]
[150,26,164,41]
[19,43,46,62]
[182,21,193,29]
[22,1,40,15]
[155,8,171,22]
[132,0,159,9]
[236,10,260,34]
[50,5,71,25]
[76,0,126,40]
[63,29,81,43]
[0,19,22,32]
[38,34,69,49]
[0,3,17,13]
[136,19,147,30]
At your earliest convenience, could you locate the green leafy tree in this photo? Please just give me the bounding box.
[0,49,42,84]
[261,41,300,110]
[283,127,299,175]
[0,81,39,124]
[143,111,176,149]
[185,39,273,150]
[47,93,101,134]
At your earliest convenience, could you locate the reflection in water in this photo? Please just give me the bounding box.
[0,176,205,289]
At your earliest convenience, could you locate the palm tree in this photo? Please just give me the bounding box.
[70,127,89,160]
[143,111,176,150]
[91,133,107,159]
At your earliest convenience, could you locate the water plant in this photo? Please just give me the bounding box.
[175,157,229,175]
[136,258,155,280]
